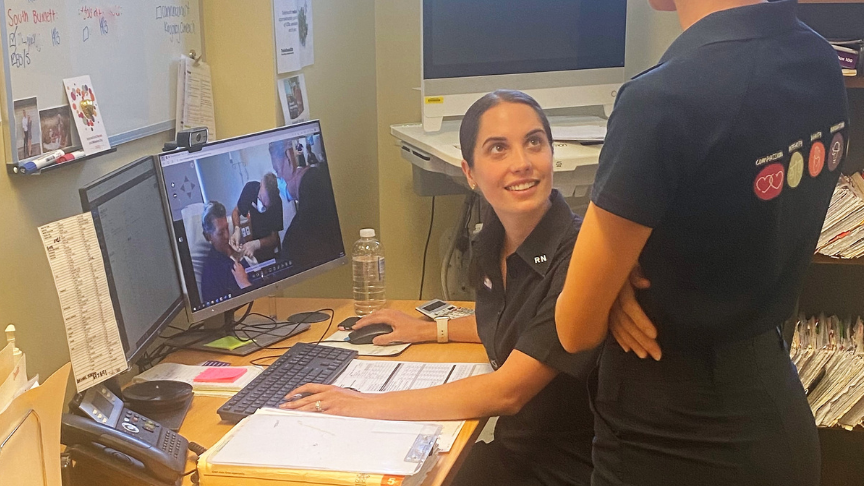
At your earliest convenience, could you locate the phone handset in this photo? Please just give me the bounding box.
[63,384,188,484]
[61,414,185,483]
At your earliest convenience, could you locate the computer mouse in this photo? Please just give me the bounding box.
[347,323,393,345]
[339,316,361,330]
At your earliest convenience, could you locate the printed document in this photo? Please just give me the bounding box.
[38,213,127,391]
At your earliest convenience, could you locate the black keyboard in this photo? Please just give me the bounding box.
[217,343,357,423]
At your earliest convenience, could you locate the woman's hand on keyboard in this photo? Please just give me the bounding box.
[353,310,436,345]
[279,384,372,416]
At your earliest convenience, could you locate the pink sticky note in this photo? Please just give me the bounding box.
[194,367,247,383]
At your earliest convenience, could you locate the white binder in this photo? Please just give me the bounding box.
[208,408,441,477]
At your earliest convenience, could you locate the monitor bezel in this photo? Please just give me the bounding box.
[155,121,348,325]
[79,155,185,366]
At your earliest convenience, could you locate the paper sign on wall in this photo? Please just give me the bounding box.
[278,73,310,125]
[273,0,314,74]
[63,76,110,155]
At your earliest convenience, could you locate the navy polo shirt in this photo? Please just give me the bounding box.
[592,0,849,348]
[200,246,249,304]
[237,181,283,261]
[474,190,597,484]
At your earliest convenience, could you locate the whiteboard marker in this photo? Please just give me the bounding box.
[20,150,65,174]
[58,150,86,163]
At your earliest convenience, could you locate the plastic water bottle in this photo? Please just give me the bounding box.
[353,228,386,316]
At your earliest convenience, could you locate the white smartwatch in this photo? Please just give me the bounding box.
[435,316,450,343]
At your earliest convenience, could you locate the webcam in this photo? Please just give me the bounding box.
[177,127,208,151]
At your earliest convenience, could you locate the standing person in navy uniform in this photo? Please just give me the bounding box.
[555,1,849,485]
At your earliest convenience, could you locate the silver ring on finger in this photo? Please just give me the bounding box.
[315,400,323,413]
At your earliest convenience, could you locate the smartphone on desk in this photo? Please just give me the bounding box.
[61,384,189,486]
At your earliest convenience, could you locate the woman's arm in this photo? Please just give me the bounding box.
[232,206,241,231]
[282,350,556,421]
[555,203,653,353]
[353,309,481,345]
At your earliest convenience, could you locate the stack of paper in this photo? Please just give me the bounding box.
[132,363,262,398]
[197,408,440,486]
[816,173,864,259]
[175,55,216,140]
[790,315,864,429]
[331,359,493,452]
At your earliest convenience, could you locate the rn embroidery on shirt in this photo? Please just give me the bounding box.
[534,255,547,264]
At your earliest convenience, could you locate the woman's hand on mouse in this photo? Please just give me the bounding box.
[280,384,375,416]
[354,310,436,345]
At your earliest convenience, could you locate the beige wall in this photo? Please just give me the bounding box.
[374,0,464,301]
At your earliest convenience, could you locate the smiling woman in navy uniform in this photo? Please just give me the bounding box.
[282,90,613,485]
[554,1,849,485]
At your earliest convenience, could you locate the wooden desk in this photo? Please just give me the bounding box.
[167,298,488,486]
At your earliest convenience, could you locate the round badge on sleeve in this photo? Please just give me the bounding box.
[787,152,804,189]
[754,163,785,201]
[808,141,825,177]
[828,133,844,172]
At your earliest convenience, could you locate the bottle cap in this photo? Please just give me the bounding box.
[360,228,375,238]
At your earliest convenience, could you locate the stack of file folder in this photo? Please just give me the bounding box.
[831,39,863,77]
[791,315,864,429]
[198,408,441,486]
[816,173,864,259]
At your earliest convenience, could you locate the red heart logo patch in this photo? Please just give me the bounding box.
[754,163,785,201]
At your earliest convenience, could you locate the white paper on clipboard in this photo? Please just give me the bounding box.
[210,409,440,476]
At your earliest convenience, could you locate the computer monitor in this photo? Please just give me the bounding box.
[421,0,628,131]
[79,156,185,366]
[157,121,346,352]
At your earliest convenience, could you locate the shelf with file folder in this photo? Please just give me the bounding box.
[800,0,864,4]
[813,254,864,265]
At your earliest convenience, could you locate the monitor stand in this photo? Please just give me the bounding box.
[168,307,330,356]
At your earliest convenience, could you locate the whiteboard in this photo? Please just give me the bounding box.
[0,0,202,165]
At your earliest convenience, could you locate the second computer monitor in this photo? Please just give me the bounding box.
[158,121,346,323]
[80,156,185,365]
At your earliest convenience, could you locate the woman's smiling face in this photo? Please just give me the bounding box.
[463,101,554,219]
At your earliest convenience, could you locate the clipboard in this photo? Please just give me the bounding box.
[207,409,441,477]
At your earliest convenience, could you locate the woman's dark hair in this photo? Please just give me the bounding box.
[458,90,554,168]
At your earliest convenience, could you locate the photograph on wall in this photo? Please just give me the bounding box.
[13,97,42,161]
[39,105,81,153]
[278,74,310,125]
